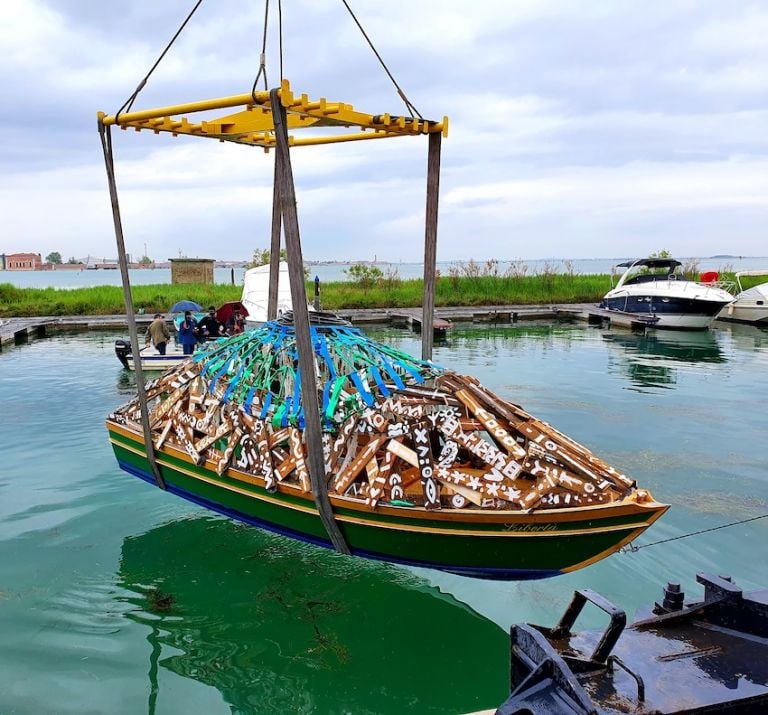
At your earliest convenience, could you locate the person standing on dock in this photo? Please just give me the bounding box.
[145,313,170,355]
[178,311,198,355]
[196,306,225,342]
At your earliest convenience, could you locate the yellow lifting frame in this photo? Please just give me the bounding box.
[98,79,446,555]
[98,79,448,149]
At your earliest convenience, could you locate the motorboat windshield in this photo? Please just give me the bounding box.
[612,258,683,289]
[735,270,768,293]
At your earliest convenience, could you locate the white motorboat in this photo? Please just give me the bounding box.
[600,258,734,330]
[717,270,768,325]
[114,340,200,371]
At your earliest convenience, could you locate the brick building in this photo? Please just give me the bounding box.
[2,253,43,270]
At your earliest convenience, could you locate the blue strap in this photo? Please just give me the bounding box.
[397,359,425,384]
[244,385,257,414]
[317,334,338,379]
[379,355,405,390]
[259,391,273,419]
[369,365,390,397]
[280,397,292,428]
[350,372,375,407]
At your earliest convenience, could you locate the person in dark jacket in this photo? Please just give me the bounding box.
[196,306,225,342]
[178,311,198,355]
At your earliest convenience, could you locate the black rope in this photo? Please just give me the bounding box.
[278,0,284,82]
[340,0,423,119]
[622,512,768,553]
[115,0,204,123]
[251,0,271,100]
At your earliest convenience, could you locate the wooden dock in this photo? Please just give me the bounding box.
[553,304,660,330]
[0,315,155,351]
[0,304,659,352]
[388,309,454,334]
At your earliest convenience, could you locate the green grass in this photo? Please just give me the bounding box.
[2,270,757,317]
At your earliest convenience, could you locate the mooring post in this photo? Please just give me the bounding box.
[270,89,350,555]
[422,131,442,361]
[98,120,165,490]
[267,152,283,321]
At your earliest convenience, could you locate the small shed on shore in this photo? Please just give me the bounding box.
[169,258,214,284]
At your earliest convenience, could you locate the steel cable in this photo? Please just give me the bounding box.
[116,0,204,122]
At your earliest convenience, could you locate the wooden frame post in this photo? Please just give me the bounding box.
[270,88,351,555]
[422,131,442,360]
[98,120,165,490]
[267,152,282,321]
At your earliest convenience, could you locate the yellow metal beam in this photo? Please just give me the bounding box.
[98,79,448,148]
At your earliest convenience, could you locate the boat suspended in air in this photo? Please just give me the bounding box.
[107,312,668,580]
[98,79,666,579]
[600,258,734,330]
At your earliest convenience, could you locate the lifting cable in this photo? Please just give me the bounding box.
[251,0,272,96]
[115,0,204,123]
[97,122,166,490]
[341,0,423,119]
[278,0,284,83]
[622,511,768,553]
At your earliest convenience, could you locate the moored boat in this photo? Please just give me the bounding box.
[114,339,195,371]
[601,258,734,330]
[494,573,768,713]
[717,270,768,324]
[107,314,668,580]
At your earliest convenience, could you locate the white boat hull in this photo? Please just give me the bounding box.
[717,282,768,324]
[602,279,733,330]
[118,344,194,371]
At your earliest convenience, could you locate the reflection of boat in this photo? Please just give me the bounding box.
[107,314,667,580]
[718,270,768,324]
[495,573,768,713]
[601,259,733,330]
[118,516,508,714]
[603,329,725,363]
[602,329,725,390]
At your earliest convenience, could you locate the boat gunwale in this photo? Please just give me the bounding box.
[107,419,669,529]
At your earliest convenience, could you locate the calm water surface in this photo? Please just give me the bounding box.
[4,256,768,289]
[1,323,767,713]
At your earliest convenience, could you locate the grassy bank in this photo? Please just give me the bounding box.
[1,271,760,317]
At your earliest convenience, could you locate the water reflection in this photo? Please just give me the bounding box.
[603,329,725,391]
[117,516,507,714]
[717,322,768,359]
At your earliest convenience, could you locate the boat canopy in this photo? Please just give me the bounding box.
[98,80,448,150]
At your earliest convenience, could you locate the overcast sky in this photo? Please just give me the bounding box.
[2,0,767,262]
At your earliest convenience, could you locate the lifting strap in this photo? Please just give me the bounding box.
[270,88,351,555]
[98,121,166,491]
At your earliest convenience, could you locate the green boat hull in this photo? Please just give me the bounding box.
[109,425,667,580]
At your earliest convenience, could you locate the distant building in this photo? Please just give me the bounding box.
[3,252,43,270]
[170,258,215,285]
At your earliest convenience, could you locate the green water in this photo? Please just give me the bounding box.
[1,323,767,714]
